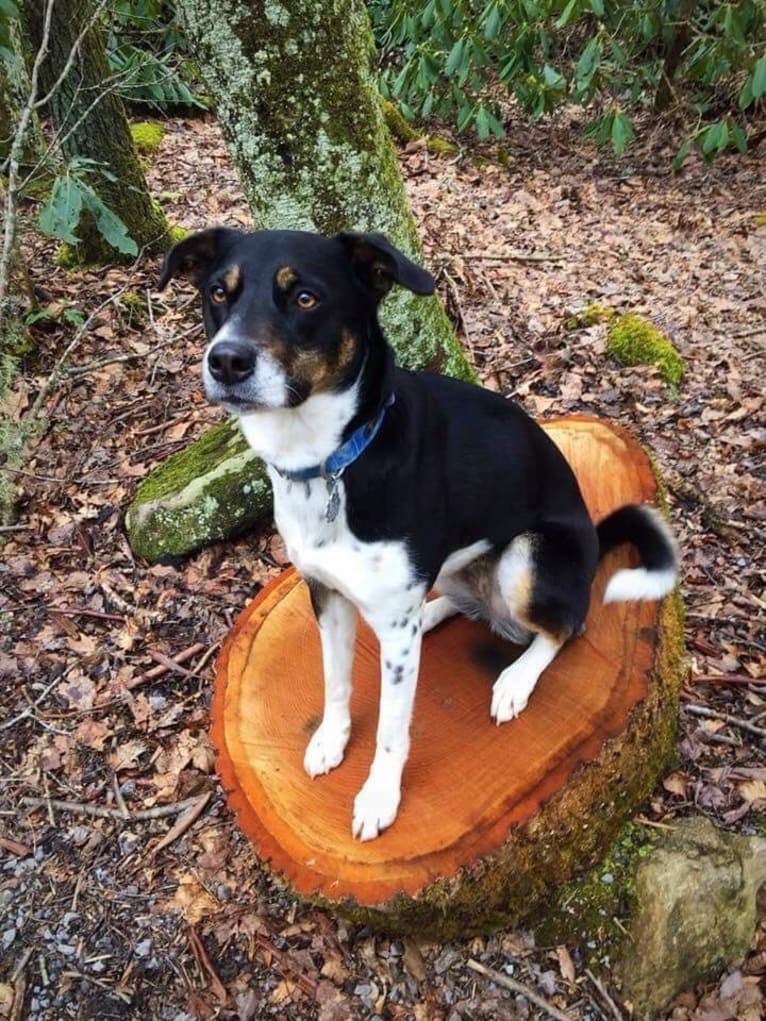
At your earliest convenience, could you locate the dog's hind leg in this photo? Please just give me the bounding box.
[489,528,595,724]
[304,580,357,778]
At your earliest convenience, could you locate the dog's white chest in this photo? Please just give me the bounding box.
[270,471,414,613]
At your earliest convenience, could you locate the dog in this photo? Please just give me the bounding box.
[159,228,678,841]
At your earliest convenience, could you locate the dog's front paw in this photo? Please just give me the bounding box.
[490,668,535,724]
[352,775,401,841]
[303,719,350,778]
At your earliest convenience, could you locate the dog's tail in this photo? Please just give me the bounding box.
[597,504,678,604]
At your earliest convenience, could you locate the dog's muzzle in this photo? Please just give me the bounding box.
[206,338,256,386]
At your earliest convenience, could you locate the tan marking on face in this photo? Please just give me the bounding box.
[222,265,241,293]
[337,329,357,372]
[275,265,297,290]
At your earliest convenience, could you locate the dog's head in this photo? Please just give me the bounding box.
[158,228,434,412]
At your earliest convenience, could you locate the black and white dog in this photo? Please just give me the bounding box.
[159,228,678,841]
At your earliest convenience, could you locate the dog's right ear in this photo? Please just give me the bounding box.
[158,228,242,290]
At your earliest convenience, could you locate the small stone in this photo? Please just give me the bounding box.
[617,817,766,1013]
[600,872,614,884]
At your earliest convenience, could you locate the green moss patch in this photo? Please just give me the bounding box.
[607,313,684,386]
[130,121,167,154]
[565,302,614,330]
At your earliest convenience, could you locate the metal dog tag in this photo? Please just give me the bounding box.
[325,476,341,523]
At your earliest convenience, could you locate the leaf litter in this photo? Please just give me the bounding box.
[1,111,765,1019]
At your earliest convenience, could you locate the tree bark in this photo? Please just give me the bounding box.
[24,0,169,263]
[127,0,473,562]
[654,0,697,112]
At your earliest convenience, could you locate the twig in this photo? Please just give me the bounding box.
[683,703,766,739]
[26,283,138,421]
[732,325,766,340]
[0,524,32,533]
[61,970,131,1005]
[585,968,625,1021]
[464,250,565,264]
[113,774,130,821]
[125,642,206,690]
[691,673,765,685]
[634,816,676,830]
[0,677,61,732]
[9,947,32,1021]
[147,791,212,858]
[466,959,573,1021]
[188,925,227,1003]
[49,605,126,623]
[0,0,55,319]
[148,649,198,679]
[0,836,32,856]
[20,794,203,821]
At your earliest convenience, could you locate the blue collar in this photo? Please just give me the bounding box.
[274,393,395,482]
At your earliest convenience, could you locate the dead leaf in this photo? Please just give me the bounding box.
[107,739,147,772]
[663,771,689,797]
[555,944,576,983]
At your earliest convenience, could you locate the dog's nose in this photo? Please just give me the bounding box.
[207,340,256,385]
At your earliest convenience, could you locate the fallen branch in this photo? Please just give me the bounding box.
[683,703,766,739]
[466,959,573,1021]
[147,791,212,857]
[20,794,204,821]
[189,925,227,1004]
[585,968,625,1021]
[125,642,207,690]
[0,676,61,732]
[464,250,565,264]
[49,605,126,623]
[148,649,198,679]
[690,673,765,686]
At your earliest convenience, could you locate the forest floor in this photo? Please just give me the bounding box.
[1,112,765,1021]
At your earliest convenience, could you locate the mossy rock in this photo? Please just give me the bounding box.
[607,313,684,386]
[130,120,167,154]
[124,418,271,562]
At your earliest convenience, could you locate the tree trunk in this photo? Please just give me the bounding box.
[654,0,697,112]
[210,416,684,937]
[174,0,466,376]
[24,0,169,263]
[126,0,473,562]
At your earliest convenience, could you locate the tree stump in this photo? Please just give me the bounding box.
[211,416,684,938]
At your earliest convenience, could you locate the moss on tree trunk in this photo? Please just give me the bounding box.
[24,0,169,263]
[128,0,473,561]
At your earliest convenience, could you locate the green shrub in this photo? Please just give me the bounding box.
[369,0,766,162]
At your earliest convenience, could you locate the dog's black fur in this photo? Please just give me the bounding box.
[160,227,678,840]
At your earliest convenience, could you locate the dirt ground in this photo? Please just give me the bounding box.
[1,113,765,1020]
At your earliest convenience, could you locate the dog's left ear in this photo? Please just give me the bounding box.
[158,227,243,290]
[336,231,435,298]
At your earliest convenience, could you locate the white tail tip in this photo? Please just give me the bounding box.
[603,567,677,605]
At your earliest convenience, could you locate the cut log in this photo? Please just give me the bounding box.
[211,415,684,938]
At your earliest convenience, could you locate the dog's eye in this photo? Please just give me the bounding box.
[295,291,318,310]
[210,284,227,304]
